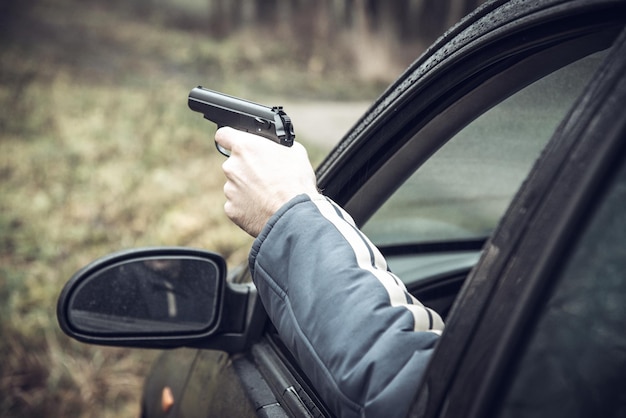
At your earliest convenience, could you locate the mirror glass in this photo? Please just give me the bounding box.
[68,256,221,335]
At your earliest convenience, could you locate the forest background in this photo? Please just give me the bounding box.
[1,0,483,416]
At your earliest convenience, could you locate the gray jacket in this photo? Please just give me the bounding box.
[249,194,444,418]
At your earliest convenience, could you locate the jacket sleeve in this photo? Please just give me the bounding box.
[249,194,444,418]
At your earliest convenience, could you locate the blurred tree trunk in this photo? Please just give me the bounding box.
[133,0,154,16]
[208,0,230,38]
[205,0,487,50]
[209,0,263,36]
[254,0,279,27]
[350,0,486,43]
[307,0,331,72]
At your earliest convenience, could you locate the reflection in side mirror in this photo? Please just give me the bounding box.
[68,256,221,335]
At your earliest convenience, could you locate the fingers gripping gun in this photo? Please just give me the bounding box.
[188,87,295,156]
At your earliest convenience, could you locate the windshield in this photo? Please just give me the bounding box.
[362,50,607,247]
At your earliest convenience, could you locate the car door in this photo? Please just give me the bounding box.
[411,26,626,418]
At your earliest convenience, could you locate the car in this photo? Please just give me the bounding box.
[56,0,626,417]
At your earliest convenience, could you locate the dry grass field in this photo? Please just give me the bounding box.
[0,1,412,416]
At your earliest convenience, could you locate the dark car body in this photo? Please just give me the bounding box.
[57,0,626,417]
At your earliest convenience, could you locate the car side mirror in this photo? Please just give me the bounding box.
[57,247,266,352]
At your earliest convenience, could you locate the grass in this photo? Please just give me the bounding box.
[0,61,234,418]
[0,0,401,416]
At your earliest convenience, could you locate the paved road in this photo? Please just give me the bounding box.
[282,101,371,151]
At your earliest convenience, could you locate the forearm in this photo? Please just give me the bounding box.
[249,194,443,418]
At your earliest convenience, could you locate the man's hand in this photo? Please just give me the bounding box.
[215,127,321,237]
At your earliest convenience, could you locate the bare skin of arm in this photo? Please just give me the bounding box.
[215,127,321,237]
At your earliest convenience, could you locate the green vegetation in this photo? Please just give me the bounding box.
[0,0,406,416]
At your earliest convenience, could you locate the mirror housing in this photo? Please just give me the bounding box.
[57,247,266,353]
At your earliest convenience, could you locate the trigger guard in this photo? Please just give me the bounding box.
[215,141,231,157]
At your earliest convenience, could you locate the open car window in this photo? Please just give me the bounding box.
[362,49,608,250]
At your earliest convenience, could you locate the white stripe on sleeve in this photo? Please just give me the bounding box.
[307,194,444,333]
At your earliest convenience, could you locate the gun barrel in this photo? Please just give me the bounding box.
[188,87,276,120]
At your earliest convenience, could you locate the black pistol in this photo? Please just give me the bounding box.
[188,86,295,156]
